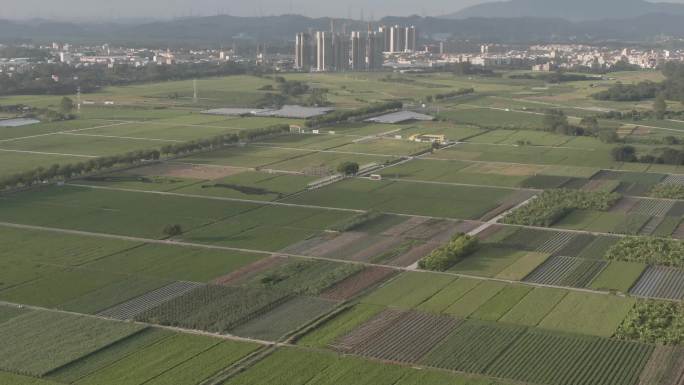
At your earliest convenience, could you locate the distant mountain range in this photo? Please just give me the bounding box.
[4,12,684,46]
[446,0,684,21]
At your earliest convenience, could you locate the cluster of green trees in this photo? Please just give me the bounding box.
[0,149,161,191]
[0,62,253,96]
[611,145,684,165]
[336,162,360,176]
[616,300,684,345]
[591,81,662,102]
[418,234,479,271]
[305,101,402,128]
[605,237,684,268]
[503,189,621,227]
[431,87,475,101]
[649,183,684,200]
[542,110,617,142]
[592,62,684,104]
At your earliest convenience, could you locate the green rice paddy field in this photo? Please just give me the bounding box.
[2,70,684,385]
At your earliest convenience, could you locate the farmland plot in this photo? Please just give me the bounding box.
[589,261,646,293]
[487,329,653,385]
[98,281,205,320]
[578,236,621,259]
[320,267,397,301]
[361,272,455,309]
[73,334,221,385]
[46,329,172,383]
[0,311,144,377]
[551,233,596,257]
[136,285,291,333]
[524,256,607,288]
[629,199,675,217]
[421,320,527,374]
[539,292,635,337]
[637,346,684,385]
[297,304,385,348]
[536,232,577,254]
[331,309,462,363]
[630,266,684,300]
[499,288,568,327]
[231,296,338,341]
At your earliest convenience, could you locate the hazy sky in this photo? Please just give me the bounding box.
[1,0,683,20]
[1,0,492,20]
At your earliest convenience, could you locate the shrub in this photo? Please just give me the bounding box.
[615,300,684,345]
[650,183,684,200]
[605,237,684,267]
[418,234,479,271]
[163,224,183,237]
[503,189,621,227]
[337,162,360,176]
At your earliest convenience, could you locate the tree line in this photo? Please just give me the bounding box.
[591,62,684,103]
[0,124,291,191]
[305,101,403,128]
[0,61,256,96]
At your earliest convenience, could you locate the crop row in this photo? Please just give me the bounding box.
[486,329,653,385]
[0,311,144,377]
[630,266,684,300]
[421,321,526,373]
[336,310,460,362]
[137,285,292,333]
[524,256,607,288]
[98,281,204,320]
[536,232,576,254]
[629,199,675,217]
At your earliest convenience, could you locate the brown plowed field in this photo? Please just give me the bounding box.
[389,242,440,267]
[129,162,245,180]
[303,232,368,257]
[212,256,287,286]
[382,217,429,237]
[320,267,397,301]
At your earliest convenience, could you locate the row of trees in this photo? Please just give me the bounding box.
[592,62,684,104]
[305,101,403,128]
[503,189,621,227]
[0,124,291,192]
[612,145,684,165]
[431,87,475,101]
[0,62,254,96]
[542,109,618,142]
[418,234,480,271]
[0,149,161,191]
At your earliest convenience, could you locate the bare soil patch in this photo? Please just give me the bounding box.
[212,256,287,286]
[129,162,246,180]
[320,267,397,301]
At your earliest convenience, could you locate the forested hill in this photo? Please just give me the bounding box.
[445,0,684,21]
[5,13,684,46]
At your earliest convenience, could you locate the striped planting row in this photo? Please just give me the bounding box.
[487,329,653,385]
[630,199,675,218]
[98,281,204,320]
[331,309,461,363]
[630,266,684,301]
[536,232,576,254]
[662,174,684,186]
[524,256,607,288]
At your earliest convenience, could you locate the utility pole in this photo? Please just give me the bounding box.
[77,86,81,113]
[193,79,198,103]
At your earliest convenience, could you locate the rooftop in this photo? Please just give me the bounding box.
[366,111,435,124]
